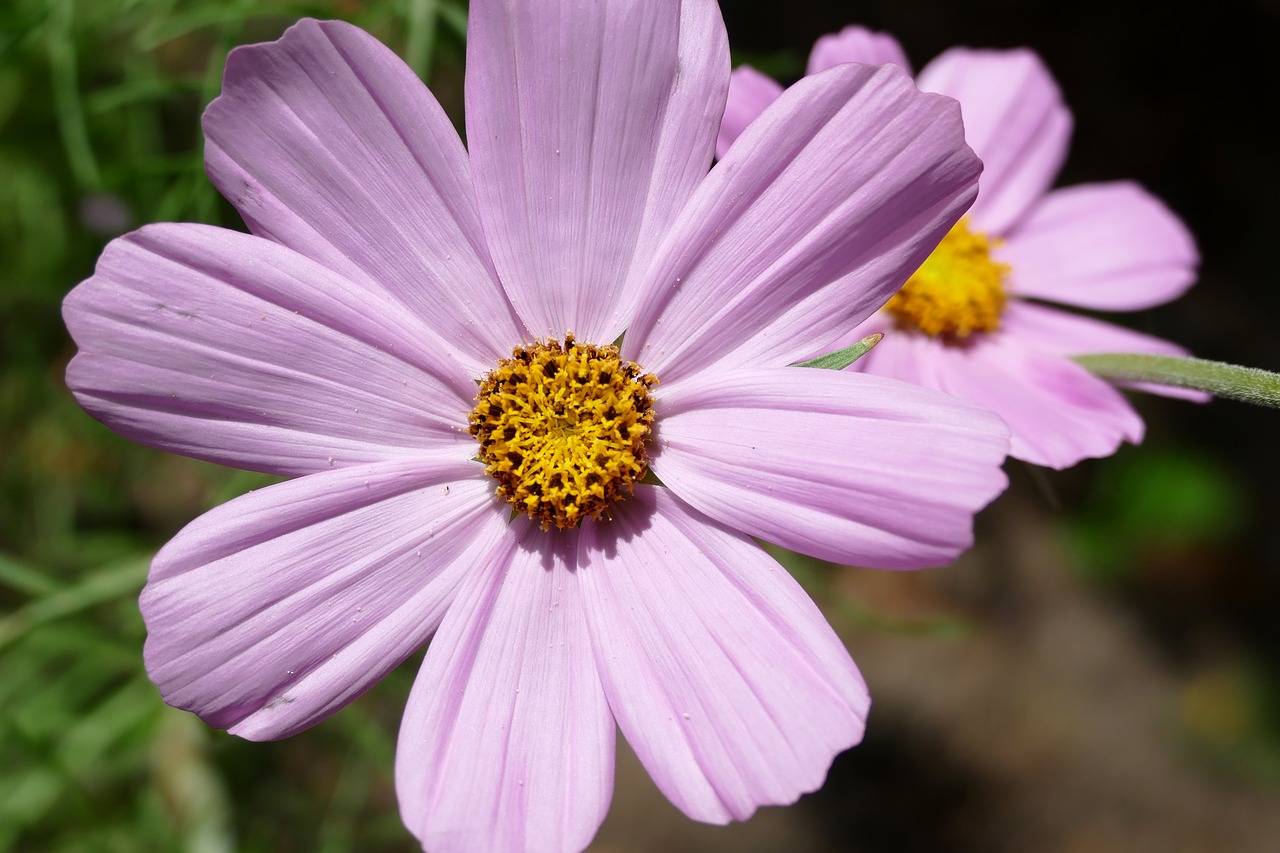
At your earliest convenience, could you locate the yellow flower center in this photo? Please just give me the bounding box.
[469,335,657,530]
[885,218,1009,339]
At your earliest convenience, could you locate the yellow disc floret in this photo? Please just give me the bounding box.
[470,335,657,530]
[885,218,1009,339]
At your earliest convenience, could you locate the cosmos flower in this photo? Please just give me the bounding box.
[63,4,1009,851]
[720,26,1200,469]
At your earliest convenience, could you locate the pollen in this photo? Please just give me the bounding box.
[469,335,657,530]
[885,218,1009,339]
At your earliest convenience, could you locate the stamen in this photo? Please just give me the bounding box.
[885,218,1009,339]
[470,335,657,530]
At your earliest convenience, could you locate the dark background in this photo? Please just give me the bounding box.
[643,2,1280,850]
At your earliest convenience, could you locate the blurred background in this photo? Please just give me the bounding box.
[1,0,1277,850]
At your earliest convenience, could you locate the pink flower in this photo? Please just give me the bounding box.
[63,5,1009,851]
[720,26,1200,469]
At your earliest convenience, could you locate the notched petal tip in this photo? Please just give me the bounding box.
[807,25,912,75]
[919,46,1072,235]
[203,12,524,371]
[628,58,983,381]
[1002,180,1199,311]
[140,460,496,741]
[653,367,1010,570]
[580,488,869,823]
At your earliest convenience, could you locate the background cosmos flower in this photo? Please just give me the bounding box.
[720,26,1201,470]
[62,3,1010,851]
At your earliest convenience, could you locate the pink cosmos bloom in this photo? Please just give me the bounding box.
[63,5,1010,851]
[720,26,1201,469]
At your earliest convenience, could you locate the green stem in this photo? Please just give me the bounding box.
[1076,353,1280,408]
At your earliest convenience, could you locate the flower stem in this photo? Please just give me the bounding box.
[1076,353,1280,408]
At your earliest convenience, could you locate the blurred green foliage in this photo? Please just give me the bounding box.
[1064,448,1280,783]
[0,1,464,849]
[1177,658,1280,785]
[1065,449,1247,584]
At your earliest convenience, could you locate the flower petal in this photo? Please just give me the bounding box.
[1001,182,1199,310]
[396,524,613,853]
[917,48,1072,236]
[624,62,980,383]
[578,486,868,823]
[1004,300,1187,357]
[651,366,1009,568]
[1004,301,1209,401]
[716,66,783,158]
[806,25,912,75]
[203,18,523,374]
[141,457,503,740]
[63,224,475,476]
[860,330,1144,469]
[466,0,728,342]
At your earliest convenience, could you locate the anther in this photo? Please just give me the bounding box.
[885,218,1009,340]
[470,335,657,530]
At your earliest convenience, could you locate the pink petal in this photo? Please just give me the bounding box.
[1004,301,1210,401]
[716,66,784,159]
[627,0,733,295]
[141,457,503,740]
[63,224,475,477]
[1004,300,1188,357]
[396,523,613,853]
[917,48,1072,236]
[203,19,523,375]
[806,25,912,74]
[651,366,1009,568]
[861,330,1144,469]
[466,0,728,343]
[624,62,980,384]
[1001,181,1199,310]
[578,486,868,823]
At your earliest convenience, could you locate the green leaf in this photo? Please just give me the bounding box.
[403,0,440,81]
[0,552,60,596]
[793,333,883,370]
[46,0,101,189]
[0,557,149,650]
[1077,353,1280,408]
